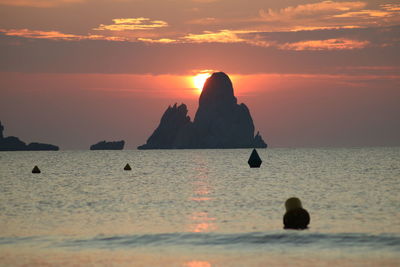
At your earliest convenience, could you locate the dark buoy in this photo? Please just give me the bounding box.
[124,163,132,171]
[32,165,41,174]
[248,148,262,168]
[283,197,310,230]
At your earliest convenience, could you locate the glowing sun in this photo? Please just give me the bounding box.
[193,73,211,92]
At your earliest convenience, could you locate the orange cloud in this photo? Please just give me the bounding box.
[381,4,400,12]
[181,30,370,51]
[289,25,361,32]
[0,29,126,41]
[260,1,366,20]
[172,29,373,51]
[137,38,177,43]
[0,0,85,7]
[0,27,374,52]
[280,38,369,51]
[183,30,245,43]
[258,1,400,31]
[334,9,391,18]
[94,18,168,31]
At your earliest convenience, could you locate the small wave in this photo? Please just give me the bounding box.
[2,232,399,251]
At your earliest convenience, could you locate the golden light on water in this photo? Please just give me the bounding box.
[184,260,212,267]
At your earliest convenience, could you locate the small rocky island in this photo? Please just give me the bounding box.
[0,121,59,151]
[138,72,267,149]
[90,140,125,150]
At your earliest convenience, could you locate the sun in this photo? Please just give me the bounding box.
[192,73,211,93]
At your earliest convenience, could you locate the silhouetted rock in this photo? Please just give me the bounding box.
[0,121,3,139]
[90,140,125,150]
[253,131,267,148]
[27,142,59,151]
[248,148,262,168]
[0,121,59,151]
[0,136,27,151]
[32,165,41,174]
[138,104,193,149]
[138,72,267,149]
[283,197,310,230]
[124,163,132,171]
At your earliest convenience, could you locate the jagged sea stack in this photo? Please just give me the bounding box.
[248,149,262,168]
[138,72,267,149]
[194,72,266,148]
[138,103,193,149]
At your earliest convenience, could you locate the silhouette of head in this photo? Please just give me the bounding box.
[285,197,303,212]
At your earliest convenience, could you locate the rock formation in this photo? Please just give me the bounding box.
[90,140,125,150]
[26,142,59,151]
[0,121,59,151]
[138,72,267,149]
[138,103,195,149]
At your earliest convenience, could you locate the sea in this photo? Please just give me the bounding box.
[0,147,399,266]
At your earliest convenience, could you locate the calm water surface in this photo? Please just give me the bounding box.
[0,148,399,266]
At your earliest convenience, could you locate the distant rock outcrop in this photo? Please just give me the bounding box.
[90,140,125,150]
[26,142,59,151]
[138,72,267,149]
[0,121,59,151]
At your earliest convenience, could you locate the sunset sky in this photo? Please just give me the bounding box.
[0,0,399,149]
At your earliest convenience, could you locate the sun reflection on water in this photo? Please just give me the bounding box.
[184,260,212,267]
[190,212,217,233]
[188,159,217,233]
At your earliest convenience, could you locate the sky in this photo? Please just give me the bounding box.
[0,0,399,149]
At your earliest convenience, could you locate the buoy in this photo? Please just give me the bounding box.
[248,148,262,168]
[124,163,132,171]
[32,165,41,174]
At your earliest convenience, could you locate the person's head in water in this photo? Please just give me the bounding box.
[285,197,302,212]
[283,197,310,230]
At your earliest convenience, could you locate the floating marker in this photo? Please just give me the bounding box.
[32,165,41,173]
[248,148,262,168]
[124,163,132,171]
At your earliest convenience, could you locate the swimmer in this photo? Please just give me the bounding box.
[283,197,310,229]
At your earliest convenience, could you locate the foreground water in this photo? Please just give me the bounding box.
[0,148,399,266]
